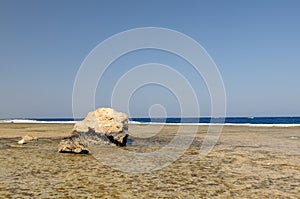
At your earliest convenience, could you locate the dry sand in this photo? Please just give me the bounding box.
[0,123,299,198]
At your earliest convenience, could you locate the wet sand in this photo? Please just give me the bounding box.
[0,123,299,198]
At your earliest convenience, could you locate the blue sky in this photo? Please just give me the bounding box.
[0,0,299,118]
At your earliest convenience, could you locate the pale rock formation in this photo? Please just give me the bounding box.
[17,135,38,144]
[58,108,129,154]
[58,134,89,154]
[22,135,38,141]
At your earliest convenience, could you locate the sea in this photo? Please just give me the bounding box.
[1,117,300,127]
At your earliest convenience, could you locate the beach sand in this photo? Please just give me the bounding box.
[0,123,299,198]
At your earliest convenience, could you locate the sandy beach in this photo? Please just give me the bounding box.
[0,123,299,198]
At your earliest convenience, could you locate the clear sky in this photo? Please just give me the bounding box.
[0,0,299,118]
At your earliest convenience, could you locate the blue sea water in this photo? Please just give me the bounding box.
[130,117,300,125]
[1,117,300,126]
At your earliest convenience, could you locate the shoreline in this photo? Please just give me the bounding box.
[0,122,300,139]
[1,120,300,127]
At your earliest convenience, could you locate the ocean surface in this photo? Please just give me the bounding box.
[1,117,300,126]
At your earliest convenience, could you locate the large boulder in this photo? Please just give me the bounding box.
[58,108,129,154]
[72,107,128,144]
